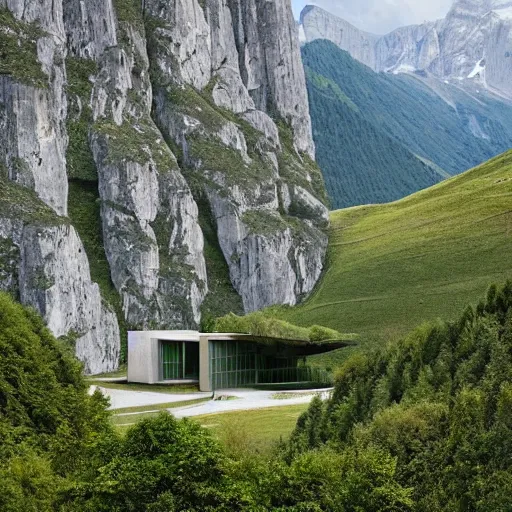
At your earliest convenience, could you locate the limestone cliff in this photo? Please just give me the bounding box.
[0,0,328,370]
[147,0,327,312]
[301,2,512,100]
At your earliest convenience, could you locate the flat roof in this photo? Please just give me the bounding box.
[128,330,356,355]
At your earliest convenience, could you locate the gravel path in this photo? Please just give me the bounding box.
[171,389,331,418]
[92,386,332,415]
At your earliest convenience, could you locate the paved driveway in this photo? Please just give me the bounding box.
[92,386,332,416]
[91,386,209,410]
[171,389,331,418]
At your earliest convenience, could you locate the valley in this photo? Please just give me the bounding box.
[303,40,512,208]
[1,0,512,510]
[301,3,512,208]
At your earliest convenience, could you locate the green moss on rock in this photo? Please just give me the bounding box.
[0,8,47,88]
[0,179,67,226]
[113,0,144,28]
[277,122,328,207]
[150,212,199,285]
[0,238,19,290]
[66,57,97,98]
[94,119,179,173]
[67,114,97,181]
[166,84,227,133]
[67,181,128,361]
[241,210,288,237]
[66,57,98,181]
[195,194,244,320]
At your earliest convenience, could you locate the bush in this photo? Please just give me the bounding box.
[214,311,342,342]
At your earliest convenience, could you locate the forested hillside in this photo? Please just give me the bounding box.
[303,39,512,208]
[289,281,512,511]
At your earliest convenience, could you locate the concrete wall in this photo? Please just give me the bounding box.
[128,331,256,390]
[127,331,160,384]
[128,330,202,384]
[199,335,211,392]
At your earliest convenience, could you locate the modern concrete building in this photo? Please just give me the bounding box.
[127,331,348,392]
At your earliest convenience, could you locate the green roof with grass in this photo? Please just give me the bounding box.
[212,311,354,348]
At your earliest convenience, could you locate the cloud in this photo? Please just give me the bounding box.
[292,0,454,34]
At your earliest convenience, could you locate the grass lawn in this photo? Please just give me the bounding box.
[86,365,127,380]
[279,151,512,349]
[192,404,309,452]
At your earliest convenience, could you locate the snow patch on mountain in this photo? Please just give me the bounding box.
[301,1,512,99]
[493,6,512,19]
[468,59,486,78]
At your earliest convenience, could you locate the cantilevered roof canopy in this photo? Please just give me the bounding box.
[201,332,356,356]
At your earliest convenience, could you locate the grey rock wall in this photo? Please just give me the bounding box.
[0,0,68,216]
[0,0,328,368]
[0,0,121,373]
[0,203,120,374]
[149,0,327,312]
[62,0,209,329]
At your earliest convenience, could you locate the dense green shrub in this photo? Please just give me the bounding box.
[0,293,113,510]
[289,281,512,511]
[2,285,512,510]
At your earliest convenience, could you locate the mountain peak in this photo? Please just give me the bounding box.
[299,4,317,23]
[301,0,512,99]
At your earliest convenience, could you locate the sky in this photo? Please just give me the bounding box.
[292,0,454,34]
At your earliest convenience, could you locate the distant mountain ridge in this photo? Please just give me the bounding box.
[303,39,512,208]
[300,1,512,100]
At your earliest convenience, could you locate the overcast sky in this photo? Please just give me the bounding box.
[292,0,454,34]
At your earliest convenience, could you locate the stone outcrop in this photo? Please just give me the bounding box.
[0,0,121,373]
[149,0,328,312]
[62,0,208,329]
[299,5,379,70]
[0,183,120,374]
[0,0,328,368]
[300,2,512,99]
[0,1,68,215]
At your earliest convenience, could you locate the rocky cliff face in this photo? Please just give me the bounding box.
[147,0,327,312]
[0,0,328,370]
[301,2,512,100]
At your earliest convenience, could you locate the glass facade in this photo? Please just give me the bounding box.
[209,340,331,390]
[161,341,199,381]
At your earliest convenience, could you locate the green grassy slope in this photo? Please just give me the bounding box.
[194,404,309,453]
[279,151,512,344]
[303,39,512,209]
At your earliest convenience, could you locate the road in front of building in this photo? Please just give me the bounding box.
[93,386,332,416]
[171,389,332,418]
[91,386,210,409]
